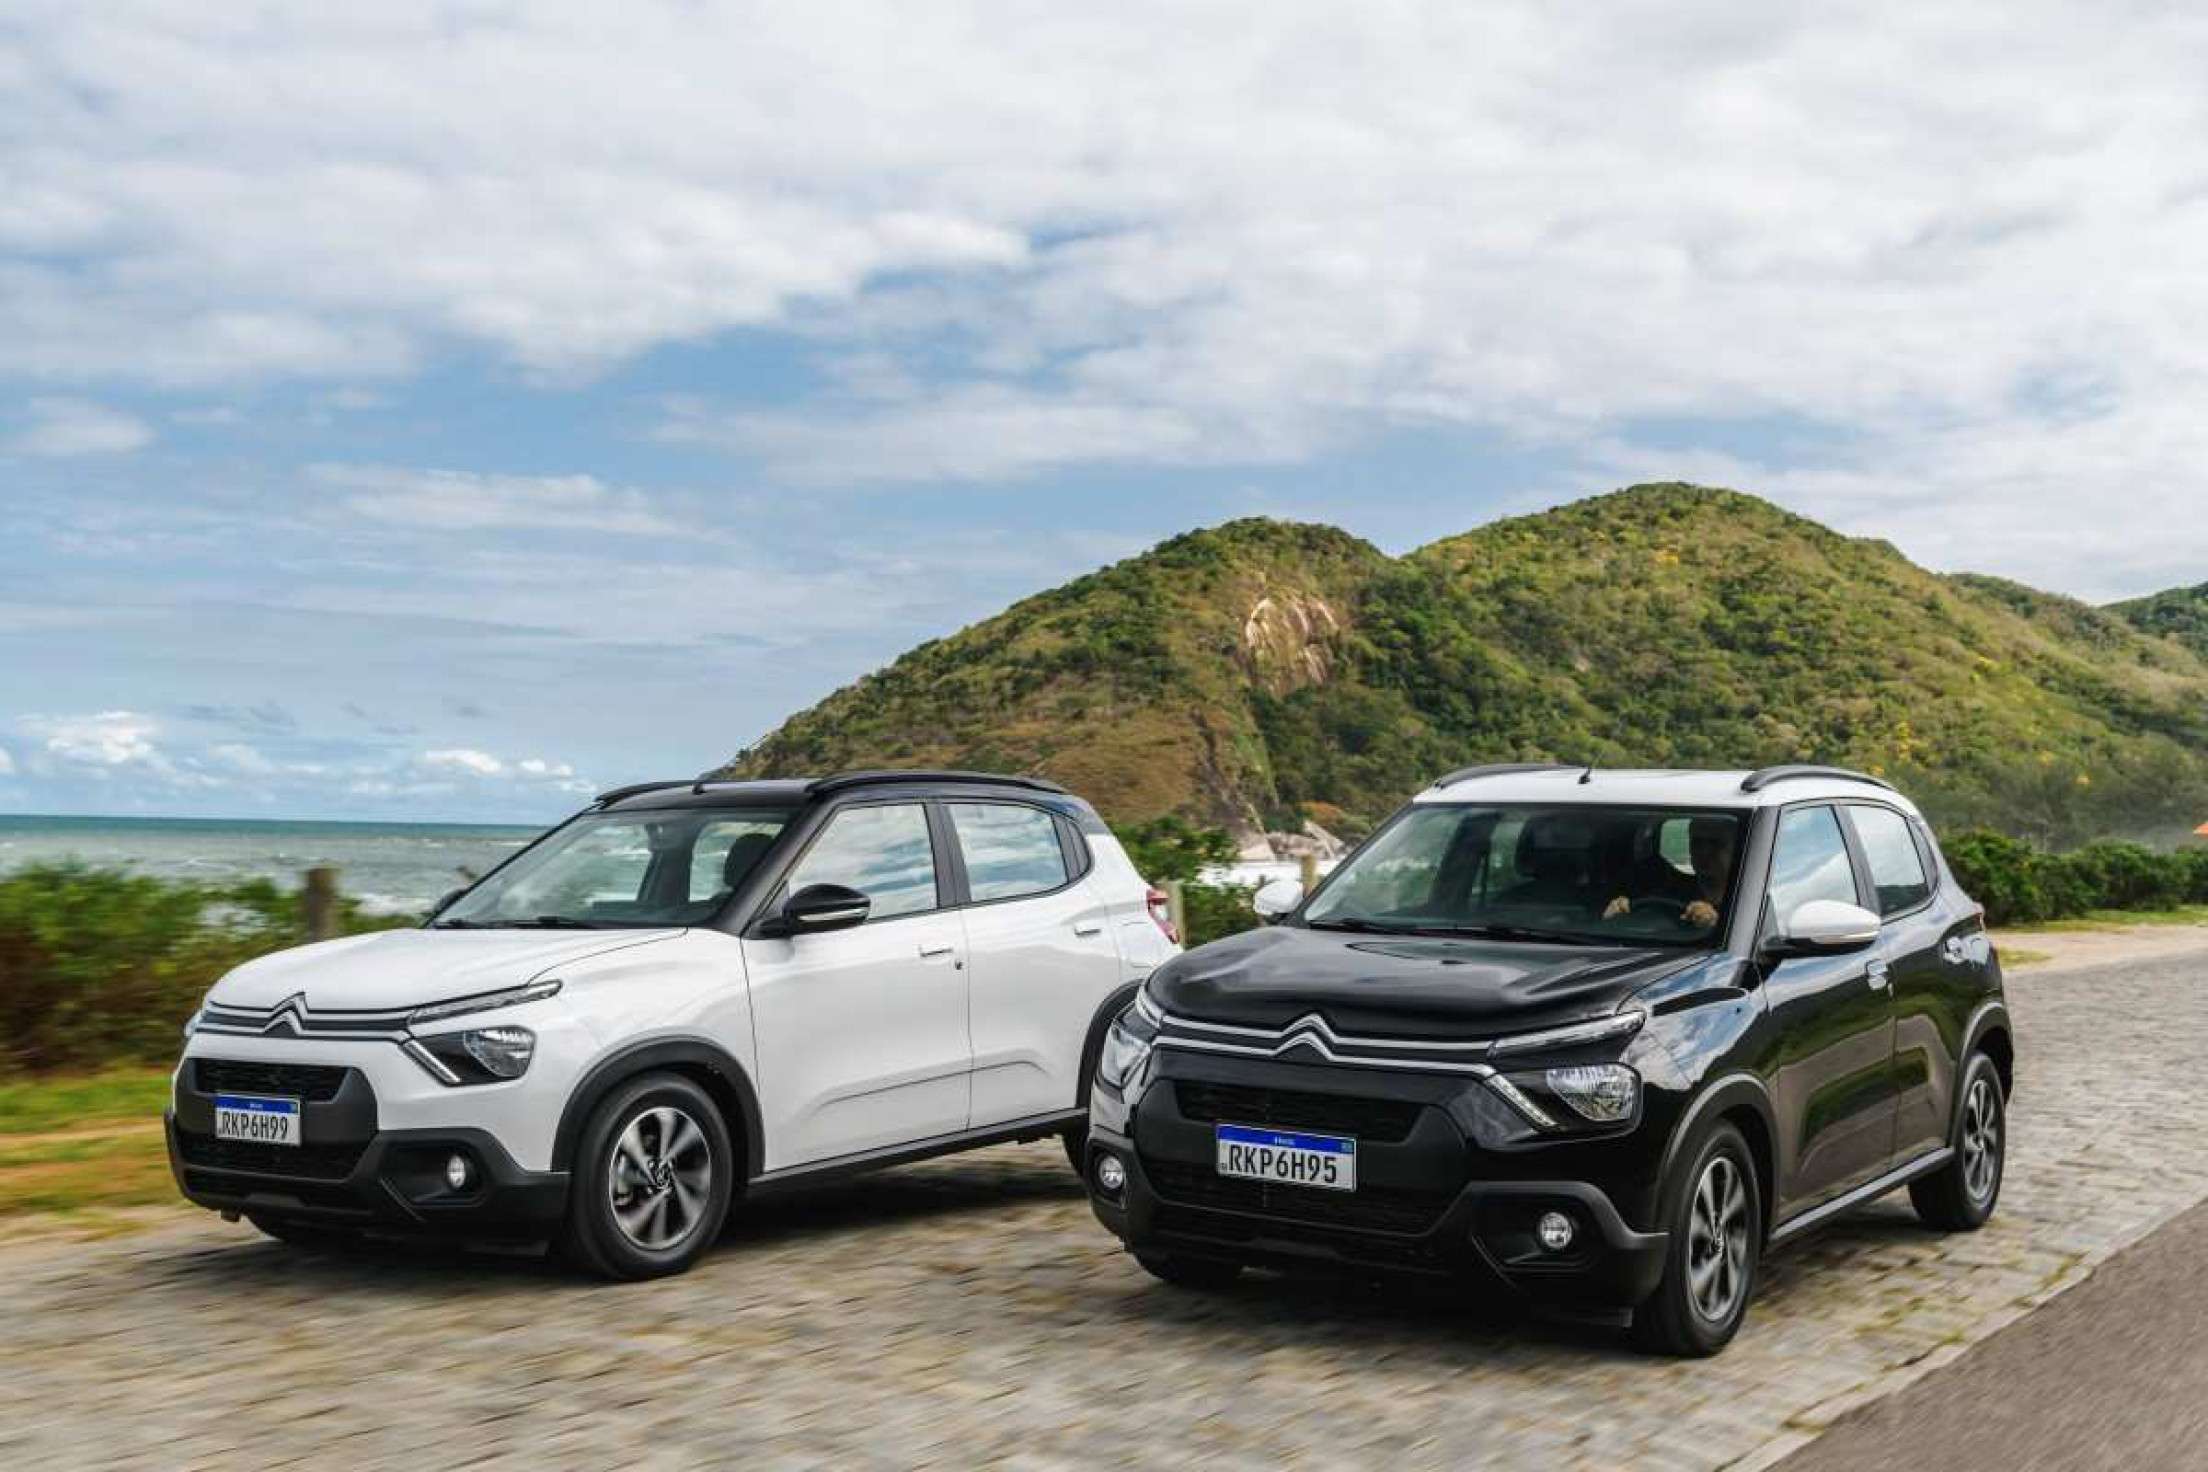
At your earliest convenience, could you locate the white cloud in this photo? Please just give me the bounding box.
[23,709,166,768]
[419,747,503,776]
[10,397,153,457]
[311,464,679,535]
[0,745,15,776]
[6,3,2208,584]
[206,741,277,775]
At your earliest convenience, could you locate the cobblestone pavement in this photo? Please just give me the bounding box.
[4,944,2205,1471]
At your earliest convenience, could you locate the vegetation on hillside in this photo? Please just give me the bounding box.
[2115,580,2208,661]
[722,484,2208,849]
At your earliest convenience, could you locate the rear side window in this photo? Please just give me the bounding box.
[949,803,1069,902]
[1848,805,1933,915]
[783,803,939,920]
[1766,806,1859,924]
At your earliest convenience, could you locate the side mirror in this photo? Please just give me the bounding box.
[1251,878,1304,922]
[778,883,871,935]
[428,887,466,918]
[1770,899,1880,956]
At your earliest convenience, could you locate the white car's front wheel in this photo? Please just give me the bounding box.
[560,1072,735,1280]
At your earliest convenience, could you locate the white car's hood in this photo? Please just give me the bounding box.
[207,926,684,1012]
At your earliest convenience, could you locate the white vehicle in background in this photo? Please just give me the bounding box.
[169,770,1178,1279]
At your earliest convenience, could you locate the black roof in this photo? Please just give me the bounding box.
[593,769,1073,813]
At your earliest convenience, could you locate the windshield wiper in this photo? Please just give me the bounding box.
[1302,916,1413,934]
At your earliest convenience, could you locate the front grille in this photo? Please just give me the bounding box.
[175,1132,365,1180]
[1143,1158,1452,1236]
[195,1058,350,1104]
[1174,1081,1424,1144]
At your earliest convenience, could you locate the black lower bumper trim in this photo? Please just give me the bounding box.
[1087,1123,1668,1306]
[168,1113,569,1237]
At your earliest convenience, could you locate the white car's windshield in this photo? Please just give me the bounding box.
[1301,803,1746,947]
[434,808,795,929]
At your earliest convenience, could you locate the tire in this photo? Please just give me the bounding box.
[1910,1052,2006,1231]
[247,1214,360,1251]
[1133,1250,1243,1290]
[558,1071,736,1281]
[1631,1121,1761,1357]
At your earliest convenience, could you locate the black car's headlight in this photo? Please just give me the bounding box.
[1096,1014,1155,1092]
[407,1026,537,1085]
[1486,1062,1640,1131]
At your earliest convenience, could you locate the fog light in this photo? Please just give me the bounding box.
[1536,1210,1576,1253]
[444,1153,472,1192]
[1095,1153,1127,1196]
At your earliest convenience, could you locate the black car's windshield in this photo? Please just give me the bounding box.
[1301,803,1746,947]
[434,808,795,929]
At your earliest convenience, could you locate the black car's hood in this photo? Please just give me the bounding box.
[1148,924,1704,1039]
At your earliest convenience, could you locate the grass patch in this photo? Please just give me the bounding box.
[0,1067,176,1217]
[0,1128,175,1216]
[2010,904,2208,934]
[0,1067,172,1134]
[1996,947,2055,967]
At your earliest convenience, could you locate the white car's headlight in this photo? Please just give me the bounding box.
[409,1025,537,1084]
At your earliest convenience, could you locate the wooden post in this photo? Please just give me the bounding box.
[1299,852,1319,894]
[1165,879,1188,942]
[303,866,340,943]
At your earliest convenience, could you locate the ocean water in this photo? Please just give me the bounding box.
[0,814,546,915]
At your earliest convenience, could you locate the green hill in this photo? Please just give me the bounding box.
[2115,581,2208,661]
[719,484,2208,848]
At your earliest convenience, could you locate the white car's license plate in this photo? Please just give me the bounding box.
[212,1093,301,1147]
[1215,1124,1356,1192]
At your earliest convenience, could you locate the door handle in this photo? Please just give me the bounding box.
[1072,921,1104,937]
[919,942,956,959]
[1866,961,1891,990]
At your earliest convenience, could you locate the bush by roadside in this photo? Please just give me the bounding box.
[0,864,410,1077]
[1111,818,1265,948]
[1940,830,2208,927]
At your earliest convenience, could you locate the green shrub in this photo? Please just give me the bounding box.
[1944,829,2208,926]
[1182,881,1263,948]
[1111,817,1239,885]
[0,864,410,1076]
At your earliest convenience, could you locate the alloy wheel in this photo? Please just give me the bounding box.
[1686,1154,1750,1325]
[607,1105,714,1251]
[1961,1076,2001,1203]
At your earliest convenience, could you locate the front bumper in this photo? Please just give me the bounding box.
[1085,1052,1669,1306]
[168,1056,567,1235]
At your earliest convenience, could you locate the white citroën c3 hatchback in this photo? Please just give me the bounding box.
[168,771,1180,1278]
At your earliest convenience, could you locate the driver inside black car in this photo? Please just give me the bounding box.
[1602,817,1738,929]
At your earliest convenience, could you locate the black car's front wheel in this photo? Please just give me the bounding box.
[1910,1052,2006,1231]
[1632,1121,1762,1356]
[559,1071,736,1281]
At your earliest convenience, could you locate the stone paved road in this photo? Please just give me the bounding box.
[4,945,2206,1471]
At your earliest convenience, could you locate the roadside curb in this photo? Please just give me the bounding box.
[1722,1195,2207,1470]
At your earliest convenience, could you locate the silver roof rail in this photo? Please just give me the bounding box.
[1739,764,1894,794]
[1430,762,1583,790]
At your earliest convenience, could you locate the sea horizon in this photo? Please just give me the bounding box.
[0,812,548,914]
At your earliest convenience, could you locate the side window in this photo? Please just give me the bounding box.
[949,803,1069,902]
[1766,806,1860,927]
[783,804,939,920]
[687,817,785,904]
[1848,805,1933,916]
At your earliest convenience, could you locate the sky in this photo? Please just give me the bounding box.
[3,2,2206,822]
